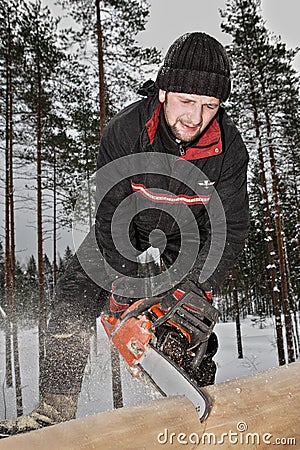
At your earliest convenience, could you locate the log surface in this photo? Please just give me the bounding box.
[1,362,299,449]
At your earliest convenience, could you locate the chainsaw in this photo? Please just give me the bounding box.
[101,290,219,422]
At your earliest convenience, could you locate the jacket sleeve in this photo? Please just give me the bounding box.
[187,131,249,292]
[95,121,139,281]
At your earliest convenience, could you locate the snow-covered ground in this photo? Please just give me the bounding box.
[0,315,296,420]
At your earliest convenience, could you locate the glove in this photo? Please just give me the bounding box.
[159,279,213,312]
[153,279,218,353]
[109,277,142,316]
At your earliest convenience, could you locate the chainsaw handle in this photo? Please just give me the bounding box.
[110,296,159,338]
[152,292,219,350]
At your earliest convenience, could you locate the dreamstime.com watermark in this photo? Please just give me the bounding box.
[157,422,297,446]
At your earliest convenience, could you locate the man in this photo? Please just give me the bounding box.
[0,32,249,435]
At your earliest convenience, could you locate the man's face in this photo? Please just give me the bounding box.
[159,90,220,142]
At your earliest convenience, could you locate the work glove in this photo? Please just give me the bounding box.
[152,278,218,355]
[158,279,213,312]
[109,277,141,316]
[110,276,214,321]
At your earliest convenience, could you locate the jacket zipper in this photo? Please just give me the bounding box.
[175,138,186,156]
[179,144,186,156]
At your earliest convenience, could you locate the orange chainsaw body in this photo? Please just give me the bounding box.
[101,297,193,369]
[101,299,154,367]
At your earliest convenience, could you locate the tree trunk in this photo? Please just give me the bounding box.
[8,54,23,418]
[53,144,57,288]
[95,0,106,135]
[36,51,46,372]
[250,89,285,366]
[4,14,12,389]
[232,267,243,358]
[264,111,295,363]
[95,0,122,406]
[85,137,93,229]
[5,11,23,414]
[290,149,300,258]
[237,0,285,366]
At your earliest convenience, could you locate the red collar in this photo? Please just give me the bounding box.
[145,103,162,144]
[145,103,222,160]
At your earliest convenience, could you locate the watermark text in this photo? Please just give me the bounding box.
[157,422,297,446]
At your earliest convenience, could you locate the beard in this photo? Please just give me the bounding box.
[170,118,203,143]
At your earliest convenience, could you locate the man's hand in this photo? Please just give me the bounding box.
[158,279,213,312]
[109,277,142,316]
[110,277,213,320]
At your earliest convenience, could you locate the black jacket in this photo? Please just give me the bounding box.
[96,83,249,292]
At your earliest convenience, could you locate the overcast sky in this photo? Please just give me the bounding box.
[12,0,300,263]
[137,0,299,71]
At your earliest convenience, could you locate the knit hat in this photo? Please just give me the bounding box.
[156,32,231,101]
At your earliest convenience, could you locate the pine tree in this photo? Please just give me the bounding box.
[220,0,299,364]
[15,0,67,367]
[231,267,243,358]
[48,60,101,227]
[0,241,4,297]
[25,255,38,286]
[57,255,65,278]
[63,245,74,269]
[56,0,161,123]
[0,0,25,404]
[43,253,52,279]
[19,255,39,323]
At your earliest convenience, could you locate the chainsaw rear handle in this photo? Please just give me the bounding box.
[152,292,219,350]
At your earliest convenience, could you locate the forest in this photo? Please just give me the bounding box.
[0,0,299,417]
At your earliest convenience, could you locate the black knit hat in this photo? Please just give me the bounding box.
[156,32,231,101]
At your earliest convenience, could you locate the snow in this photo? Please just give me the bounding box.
[214,317,279,383]
[0,315,297,421]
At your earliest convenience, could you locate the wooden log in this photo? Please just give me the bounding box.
[1,362,299,450]
[0,396,198,450]
[204,361,300,448]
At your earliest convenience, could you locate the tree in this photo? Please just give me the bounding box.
[63,245,73,268]
[56,0,161,126]
[16,0,67,367]
[0,241,4,297]
[22,255,39,314]
[0,0,25,410]
[25,255,38,286]
[231,267,243,359]
[220,0,299,364]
